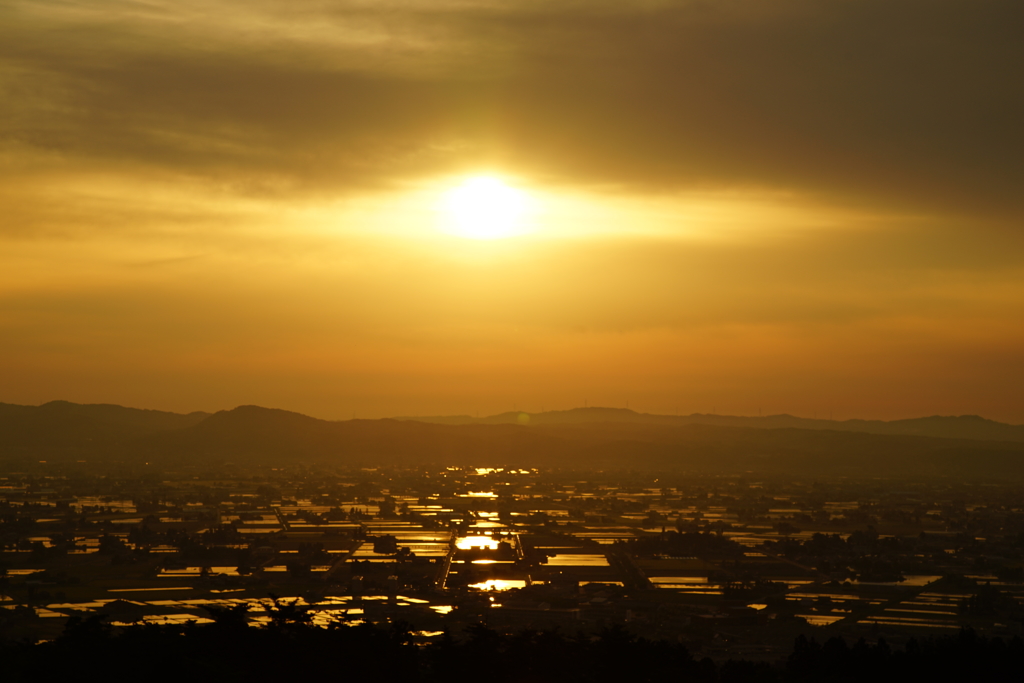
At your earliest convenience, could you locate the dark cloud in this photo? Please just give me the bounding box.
[2,0,1021,220]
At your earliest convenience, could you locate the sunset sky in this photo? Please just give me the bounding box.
[2,1,1023,421]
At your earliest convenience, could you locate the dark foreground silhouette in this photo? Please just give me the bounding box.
[2,604,1022,682]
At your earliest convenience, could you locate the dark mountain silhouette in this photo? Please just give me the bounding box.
[398,407,1024,442]
[140,405,564,466]
[0,400,209,458]
[2,401,1023,477]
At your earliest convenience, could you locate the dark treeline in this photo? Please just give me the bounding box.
[2,604,1023,682]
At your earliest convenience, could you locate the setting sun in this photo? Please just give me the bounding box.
[443,176,528,239]
[3,0,1023,425]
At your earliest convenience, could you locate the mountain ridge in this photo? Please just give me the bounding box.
[396,406,1024,442]
[3,401,1023,477]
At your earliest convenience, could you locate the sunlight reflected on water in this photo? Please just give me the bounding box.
[469,579,527,591]
[456,535,501,550]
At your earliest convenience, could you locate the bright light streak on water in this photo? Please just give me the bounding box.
[469,580,527,591]
[456,536,500,550]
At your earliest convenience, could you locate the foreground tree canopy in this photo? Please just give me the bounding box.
[2,606,1022,683]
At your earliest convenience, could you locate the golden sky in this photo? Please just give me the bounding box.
[2,0,1023,421]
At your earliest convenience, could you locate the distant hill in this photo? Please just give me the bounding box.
[397,407,1024,443]
[0,400,209,459]
[122,408,1024,477]
[140,405,561,466]
[2,401,1023,478]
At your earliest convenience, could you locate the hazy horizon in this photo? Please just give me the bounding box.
[6,398,1024,427]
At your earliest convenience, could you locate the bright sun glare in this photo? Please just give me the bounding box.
[444,176,528,239]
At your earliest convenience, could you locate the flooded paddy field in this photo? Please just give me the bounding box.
[2,464,1024,654]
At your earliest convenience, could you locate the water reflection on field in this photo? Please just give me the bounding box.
[48,592,459,628]
[546,554,608,567]
[456,536,501,550]
[159,567,241,577]
[649,576,706,585]
[10,463,1024,649]
[798,614,846,627]
[852,575,941,587]
[469,579,528,591]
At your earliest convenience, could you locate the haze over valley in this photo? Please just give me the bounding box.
[4,401,1024,478]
